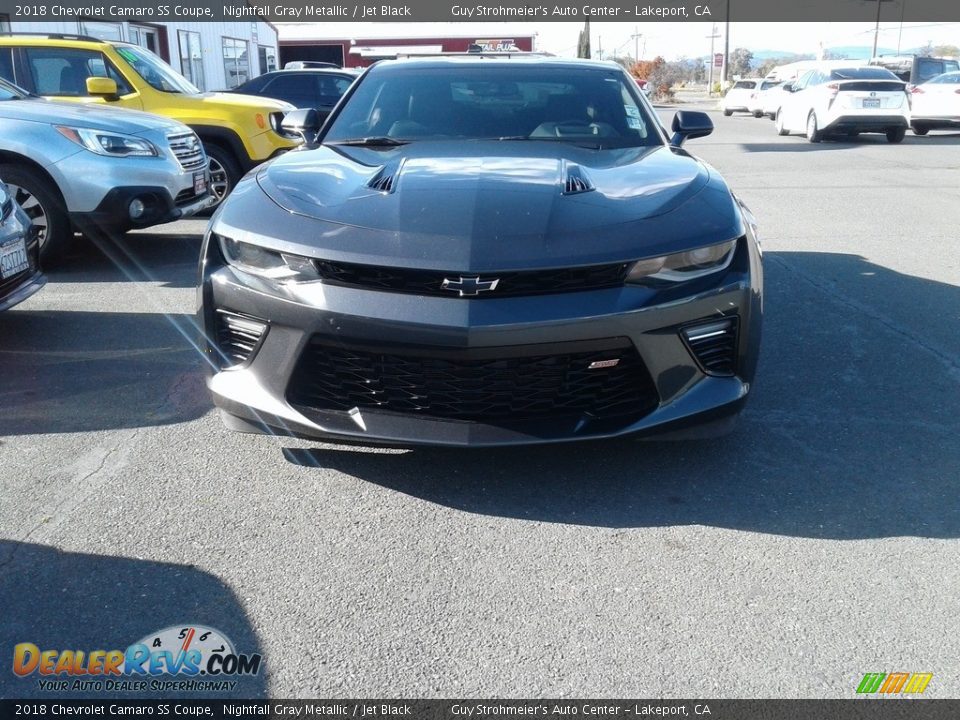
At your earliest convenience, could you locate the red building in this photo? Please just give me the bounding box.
[278,23,537,69]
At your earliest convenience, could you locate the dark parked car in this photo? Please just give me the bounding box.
[230,69,358,121]
[0,180,44,311]
[200,57,763,447]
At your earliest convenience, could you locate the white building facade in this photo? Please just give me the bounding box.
[1,19,278,91]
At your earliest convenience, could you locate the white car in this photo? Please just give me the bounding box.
[746,79,784,118]
[775,66,909,143]
[909,71,960,134]
[720,79,763,115]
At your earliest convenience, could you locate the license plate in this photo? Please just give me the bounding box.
[193,171,207,195]
[0,237,29,279]
[863,98,881,108]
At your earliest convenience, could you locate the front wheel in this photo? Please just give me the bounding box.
[806,112,823,143]
[203,143,240,208]
[775,110,789,136]
[0,163,71,264]
[911,124,929,136]
[722,109,733,117]
[752,110,764,118]
[886,127,906,143]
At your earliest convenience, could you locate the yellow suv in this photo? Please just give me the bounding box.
[0,34,299,205]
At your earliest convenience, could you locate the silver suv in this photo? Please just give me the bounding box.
[0,77,213,262]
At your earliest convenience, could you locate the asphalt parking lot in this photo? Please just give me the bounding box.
[2,109,959,699]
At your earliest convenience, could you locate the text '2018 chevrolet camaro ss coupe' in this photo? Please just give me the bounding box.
[199,57,763,447]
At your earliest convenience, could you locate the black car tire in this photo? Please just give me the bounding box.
[886,127,906,143]
[911,124,929,136]
[752,110,764,118]
[0,163,71,263]
[722,109,733,116]
[204,143,240,208]
[805,112,823,143]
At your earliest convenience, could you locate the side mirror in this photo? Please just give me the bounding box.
[781,82,795,93]
[281,108,322,146]
[86,76,118,100]
[670,110,713,146]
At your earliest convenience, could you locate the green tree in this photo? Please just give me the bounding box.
[728,48,754,78]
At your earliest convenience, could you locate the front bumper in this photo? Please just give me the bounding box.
[72,185,215,232]
[1,211,45,312]
[49,149,214,229]
[199,233,763,448]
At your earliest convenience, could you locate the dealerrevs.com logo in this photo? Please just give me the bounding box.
[13,625,262,692]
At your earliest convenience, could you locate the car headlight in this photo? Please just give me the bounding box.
[55,126,159,157]
[218,234,318,281]
[626,239,737,284]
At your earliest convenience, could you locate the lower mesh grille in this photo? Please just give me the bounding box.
[682,317,739,376]
[215,310,267,366]
[287,338,659,423]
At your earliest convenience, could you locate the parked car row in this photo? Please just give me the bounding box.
[0,32,316,274]
[725,64,960,143]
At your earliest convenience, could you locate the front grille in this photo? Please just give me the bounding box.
[167,132,206,171]
[314,259,630,298]
[175,187,204,206]
[288,337,659,423]
[215,310,268,366]
[682,317,739,376]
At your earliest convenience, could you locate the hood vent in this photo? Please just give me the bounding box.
[367,162,404,194]
[563,165,595,195]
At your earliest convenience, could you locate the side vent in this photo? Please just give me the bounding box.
[563,164,595,195]
[368,166,397,193]
[215,310,268,367]
[681,317,739,376]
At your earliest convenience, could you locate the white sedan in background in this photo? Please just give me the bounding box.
[747,79,785,118]
[775,66,909,143]
[909,71,960,134]
[720,79,763,115]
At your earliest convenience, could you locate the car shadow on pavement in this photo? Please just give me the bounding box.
[742,132,960,151]
[0,310,210,435]
[740,140,868,152]
[55,227,204,289]
[284,251,960,540]
[0,540,266,699]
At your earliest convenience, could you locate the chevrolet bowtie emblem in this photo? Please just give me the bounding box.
[441,275,500,296]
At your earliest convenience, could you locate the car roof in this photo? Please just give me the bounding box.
[370,56,624,72]
[0,35,142,52]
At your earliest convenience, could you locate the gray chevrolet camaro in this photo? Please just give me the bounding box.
[199,57,763,447]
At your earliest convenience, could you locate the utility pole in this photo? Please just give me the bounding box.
[722,0,730,83]
[872,0,883,58]
[631,26,642,63]
[707,24,720,96]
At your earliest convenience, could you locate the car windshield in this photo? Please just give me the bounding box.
[323,64,661,149]
[0,77,27,100]
[113,44,199,94]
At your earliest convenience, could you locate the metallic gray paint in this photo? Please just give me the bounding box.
[200,58,763,447]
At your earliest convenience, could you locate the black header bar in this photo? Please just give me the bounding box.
[1,0,960,23]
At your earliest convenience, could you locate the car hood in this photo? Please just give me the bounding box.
[229,141,743,272]
[193,91,295,113]
[0,97,188,134]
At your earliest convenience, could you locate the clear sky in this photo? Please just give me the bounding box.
[276,21,960,60]
[538,21,960,59]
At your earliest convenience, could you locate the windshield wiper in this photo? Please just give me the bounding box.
[329,137,409,148]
